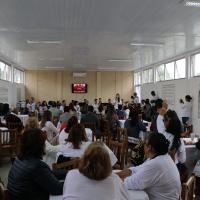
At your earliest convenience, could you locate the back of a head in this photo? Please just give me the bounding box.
[185,95,192,102]
[151,91,156,96]
[40,110,52,128]
[24,117,39,131]
[129,109,139,125]
[88,105,94,113]
[67,124,87,149]
[155,99,163,110]
[147,133,169,156]
[79,142,112,181]
[66,116,78,132]
[145,99,150,104]
[118,104,123,111]
[19,128,46,160]
[64,106,70,113]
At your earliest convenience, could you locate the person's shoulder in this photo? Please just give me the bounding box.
[67,169,80,179]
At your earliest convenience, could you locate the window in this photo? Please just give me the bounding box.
[0,62,12,81]
[135,86,141,100]
[165,62,175,80]
[134,72,141,85]
[175,58,186,79]
[13,68,24,84]
[156,65,165,82]
[142,68,154,84]
[192,53,200,76]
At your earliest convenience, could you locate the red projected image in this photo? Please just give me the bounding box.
[72,83,87,93]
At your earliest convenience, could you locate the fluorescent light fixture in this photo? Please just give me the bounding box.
[98,67,116,70]
[39,58,64,61]
[106,59,132,62]
[27,40,63,44]
[44,67,64,69]
[184,0,200,7]
[130,42,164,47]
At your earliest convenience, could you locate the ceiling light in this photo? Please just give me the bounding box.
[184,0,200,7]
[130,42,164,47]
[98,67,116,70]
[27,40,63,44]
[39,58,64,61]
[106,59,132,62]
[44,67,64,69]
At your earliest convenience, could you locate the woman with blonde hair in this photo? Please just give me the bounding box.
[63,142,128,200]
[24,116,39,131]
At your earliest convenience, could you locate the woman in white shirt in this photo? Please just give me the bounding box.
[40,110,59,145]
[180,95,193,125]
[113,93,122,110]
[92,98,99,113]
[163,110,187,179]
[59,116,93,144]
[119,133,181,200]
[58,124,117,166]
[63,142,129,200]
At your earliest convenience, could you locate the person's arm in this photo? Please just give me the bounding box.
[138,121,147,132]
[33,162,63,195]
[48,121,59,135]
[124,162,157,190]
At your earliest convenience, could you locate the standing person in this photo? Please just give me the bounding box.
[113,93,122,110]
[93,99,99,113]
[150,91,159,106]
[143,99,152,122]
[30,97,36,113]
[180,95,193,126]
[133,92,139,104]
[59,100,66,113]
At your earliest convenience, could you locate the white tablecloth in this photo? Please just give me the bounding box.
[50,190,149,200]
[18,114,29,126]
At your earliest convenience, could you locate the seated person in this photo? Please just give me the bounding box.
[59,106,71,125]
[124,109,146,141]
[81,105,100,132]
[118,133,181,200]
[117,105,125,120]
[59,116,92,144]
[8,128,63,200]
[63,142,129,200]
[58,124,117,166]
[25,117,62,167]
[40,110,59,144]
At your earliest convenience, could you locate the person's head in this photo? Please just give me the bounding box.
[62,100,66,106]
[99,98,102,103]
[141,99,145,105]
[144,133,170,159]
[134,92,137,97]
[163,110,182,151]
[52,101,56,108]
[145,99,150,104]
[30,97,35,103]
[40,110,52,128]
[67,124,88,149]
[129,109,139,125]
[94,98,98,104]
[88,105,94,113]
[79,142,112,180]
[42,101,47,106]
[65,116,78,133]
[185,95,192,102]
[115,93,120,101]
[118,104,123,111]
[155,99,167,115]
[24,117,39,131]
[151,91,156,96]
[63,106,70,113]
[108,98,111,104]
[19,128,46,160]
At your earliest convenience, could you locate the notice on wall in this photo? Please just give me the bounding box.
[162,84,176,105]
[0,87,8,103]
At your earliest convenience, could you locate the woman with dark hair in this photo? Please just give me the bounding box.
[113,93,122,110]
[7,128,63,200]
[63,142,129,200]
[40,110,59,144]
[58,124,117,166]
[118,133,181,200]
[124,109,146,142]
[163,110,186,170]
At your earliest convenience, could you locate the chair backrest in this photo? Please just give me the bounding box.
[52,158,80,171]
[181,175,196,200]
[0,129,17,147]
[6,122,23,134]
[109,139,125,170]
[116,128,128,143]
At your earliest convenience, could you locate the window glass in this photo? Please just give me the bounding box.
[135,86,141,101]
[142,70,149,84]
[193,53,200,76]
[149,68,154,82]
[14,68,24,84]
[175,58,186,79]
[165,62,175,80]
[156,65,165,81]
[134,72,141,85]
[0,62,11,81]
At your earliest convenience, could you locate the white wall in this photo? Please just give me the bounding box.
[141,77,200,134]
[0,79,25,107]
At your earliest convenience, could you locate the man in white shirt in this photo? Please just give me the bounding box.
[133,92,139,104]
[156,101,168,134]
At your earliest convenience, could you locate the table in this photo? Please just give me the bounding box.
[18,114,29,126]
[50,190,149,200]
